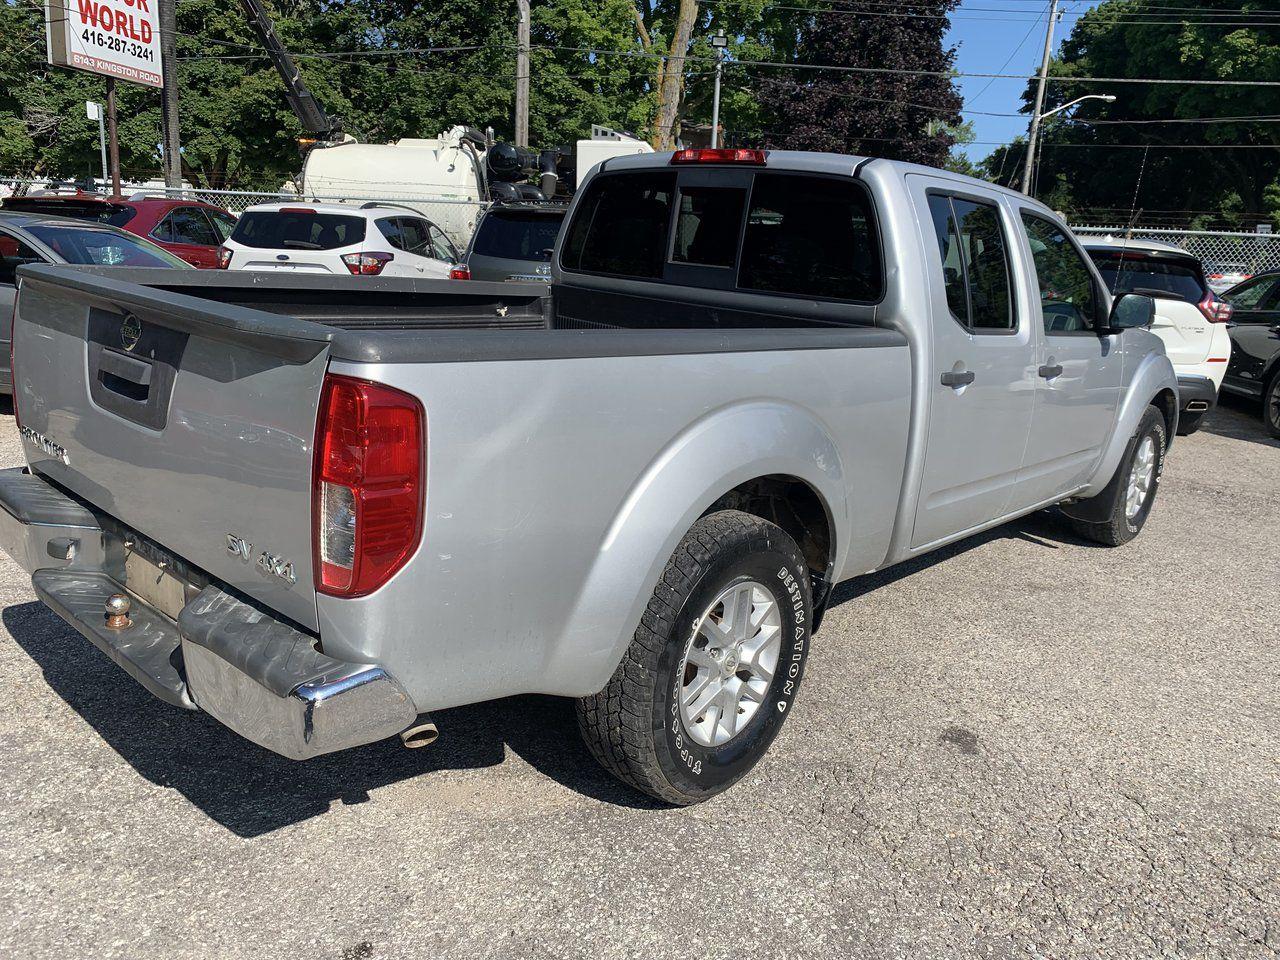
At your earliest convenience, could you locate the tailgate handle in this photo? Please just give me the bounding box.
[97,350,153,401]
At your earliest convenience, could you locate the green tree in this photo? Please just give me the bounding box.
[983,0,1280,227]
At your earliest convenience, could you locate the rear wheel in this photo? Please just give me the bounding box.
[576,510,812,805]
[1064,405,1166,547]
[1264,374,1280,439]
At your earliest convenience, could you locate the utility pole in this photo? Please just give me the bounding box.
[515,0,530,147]
[1020,0,1060,195]
[159,0,181,189]
[105,78,122,199]
[710,29,727,148]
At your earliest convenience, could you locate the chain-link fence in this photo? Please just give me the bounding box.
[0,179,489,250]
[1070,225,1280,276]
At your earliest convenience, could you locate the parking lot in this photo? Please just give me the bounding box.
[0,396,1275,960]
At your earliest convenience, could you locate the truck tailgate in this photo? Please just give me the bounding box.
[12,265,332,630]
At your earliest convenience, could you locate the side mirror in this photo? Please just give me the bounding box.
[1108,293,1155,333]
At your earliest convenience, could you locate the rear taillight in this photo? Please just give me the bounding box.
[449,265,471,280]
[341,252,394,276]
[313,374,424,597]
[670,148,767,165]
[217,246,233,269]
[1197,293,1233,323]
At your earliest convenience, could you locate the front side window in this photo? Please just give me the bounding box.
[672,187,745,267]
[1022,214,1100,334]
[738,174,882,302]
[427,224,458,262]
[927,194,1015,331]
[1221,274,1279,311]
[209,211,237,242]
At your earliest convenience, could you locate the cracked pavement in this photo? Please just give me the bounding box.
[0,396,1277,959]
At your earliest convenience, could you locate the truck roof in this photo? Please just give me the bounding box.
[596,149,1057,212]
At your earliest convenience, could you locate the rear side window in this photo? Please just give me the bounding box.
[1088,251,1206,304]
[738,175,881,302]
[474,210,565,261]
[230,211,365,250]
[561,173,675,278]
[927,195,1015,331]
[157,207,218,246]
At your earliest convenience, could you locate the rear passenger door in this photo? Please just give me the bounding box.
[907,177,1037,550]
[1223,275,1280,394]
[1014,212,1122,504]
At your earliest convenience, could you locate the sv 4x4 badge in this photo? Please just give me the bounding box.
[226,533,297,585]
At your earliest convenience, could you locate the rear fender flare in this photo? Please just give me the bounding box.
[546,400,847,693]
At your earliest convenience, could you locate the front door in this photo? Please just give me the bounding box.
[1014,211,1123,504]
[908,177,1037,550]
[1223,274,1280,395]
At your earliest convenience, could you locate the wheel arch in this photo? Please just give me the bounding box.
[1081,353,1178,499]
[546,400,849,694]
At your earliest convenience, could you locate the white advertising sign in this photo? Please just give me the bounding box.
[45,0,163,88]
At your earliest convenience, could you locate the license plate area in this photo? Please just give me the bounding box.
[122,539,204,622]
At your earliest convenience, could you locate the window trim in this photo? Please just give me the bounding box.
[925,188,1020,337]
[558,168,887,308]
[1019,208,1106,339]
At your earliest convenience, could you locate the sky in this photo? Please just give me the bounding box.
[947,0,1104,161]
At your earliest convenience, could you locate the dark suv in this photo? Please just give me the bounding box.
[1,193,237,269]
[457,203,565,281]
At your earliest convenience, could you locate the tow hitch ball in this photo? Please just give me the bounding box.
[104,593,132,630]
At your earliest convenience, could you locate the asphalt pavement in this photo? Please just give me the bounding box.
[0,395,1276,959]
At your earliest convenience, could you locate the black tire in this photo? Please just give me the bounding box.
[1264,373,1280,440]
[576,510,813,805]
[1064,404,1167,547]
[1176,410,1205,436]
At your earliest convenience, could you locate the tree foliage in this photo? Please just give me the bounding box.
[750,0,963,166]
[981,0,1280,227]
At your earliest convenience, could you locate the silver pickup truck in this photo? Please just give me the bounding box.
[2,151,1177,805]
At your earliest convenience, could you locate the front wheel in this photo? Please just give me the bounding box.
[1063,404,1167,547]
[576,510,813,805]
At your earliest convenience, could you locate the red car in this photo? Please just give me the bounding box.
[0,192,237,268]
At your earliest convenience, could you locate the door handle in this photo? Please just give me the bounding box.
[1038,364,1064,379]
[940,370,975,387]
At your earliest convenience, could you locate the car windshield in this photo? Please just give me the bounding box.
[1089,252,1207,304]
[472,210,564,261]
[231,210,365,250]
[3,198,135,227]
[25,224,190,267]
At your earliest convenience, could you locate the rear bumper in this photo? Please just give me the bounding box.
[1176,374,1219,414]
[0,468,416,760]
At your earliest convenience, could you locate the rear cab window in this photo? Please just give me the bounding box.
[230,210,365,250]
[925,194,1015,332]
[559,167,883,313]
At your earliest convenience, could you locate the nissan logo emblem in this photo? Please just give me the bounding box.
[120,314,142,351]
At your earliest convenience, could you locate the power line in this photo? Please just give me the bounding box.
[702,0,1280,26]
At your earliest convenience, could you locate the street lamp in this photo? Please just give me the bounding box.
[710,29,728,149]
[1022,94,1116,196]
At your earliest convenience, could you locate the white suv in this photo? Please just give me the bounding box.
[219,202,460,278]
[1084,237,1232,434]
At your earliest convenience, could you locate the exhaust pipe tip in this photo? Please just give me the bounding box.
[399,717,439,749]
[1185,400,1210,412]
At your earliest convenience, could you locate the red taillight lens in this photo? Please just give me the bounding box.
[341,251,394,276]
[217,246,233,269]
[449,265,471,280]
[1197,293,1233,323]
[313,374,424,597]
[670,148,767,165]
